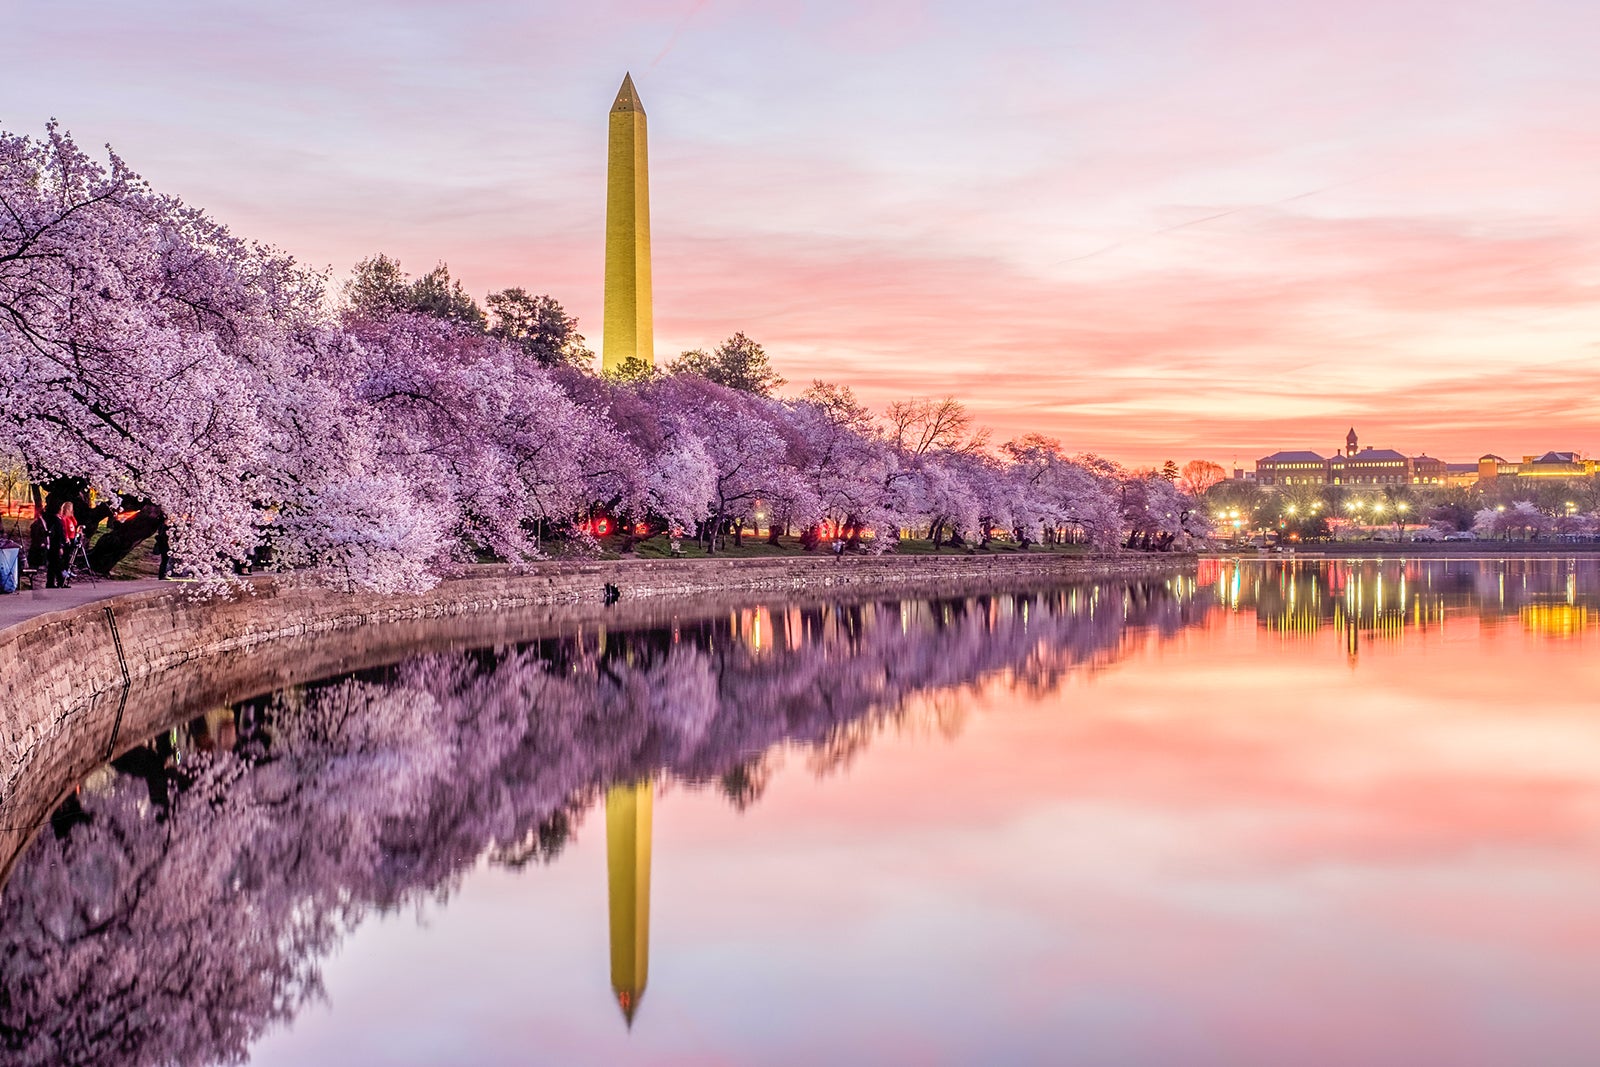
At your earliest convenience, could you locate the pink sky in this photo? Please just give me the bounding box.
[9,0,1600,466]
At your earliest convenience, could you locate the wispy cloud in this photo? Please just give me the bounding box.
[7,0,1599,463]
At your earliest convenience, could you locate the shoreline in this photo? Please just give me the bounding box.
[1202,543,1600,559]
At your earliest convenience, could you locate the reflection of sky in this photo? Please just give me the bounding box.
[251,591,1600,1066]
[8,2,1600,464]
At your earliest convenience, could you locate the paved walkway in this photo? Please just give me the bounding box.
[0,578,167,632]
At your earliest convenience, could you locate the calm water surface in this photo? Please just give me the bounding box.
[5,559,1600,1066]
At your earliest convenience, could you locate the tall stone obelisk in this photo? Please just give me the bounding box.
[602,73,653,374]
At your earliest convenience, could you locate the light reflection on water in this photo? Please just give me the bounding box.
[4,560,1600,1066]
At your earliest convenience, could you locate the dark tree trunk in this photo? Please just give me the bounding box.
[706,509,724,556]
[89,504,164,575]
[81,500,115,543]
[618,513,639,554]
[42,477,86,515]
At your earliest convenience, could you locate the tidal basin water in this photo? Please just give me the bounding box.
[5,558,1600,1066]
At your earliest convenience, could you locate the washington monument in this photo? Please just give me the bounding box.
[602,73,653,374]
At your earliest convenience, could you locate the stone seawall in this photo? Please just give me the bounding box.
[0,552,1190,883]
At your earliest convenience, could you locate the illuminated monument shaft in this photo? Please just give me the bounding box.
[607,780,652,1024]
[603,74,653,373]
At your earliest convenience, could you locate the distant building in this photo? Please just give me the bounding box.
[1254,429,1414,489]
[1478,452,1597,480]
[1519,451,1591,478]
[1251,429,1595,491]
[1329,446,1409,487]
[1478,454,1516,480]
[1411,455,1447,486]
[1254,450,1327,488]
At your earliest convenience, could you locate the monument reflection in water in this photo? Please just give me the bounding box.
[4,560,1600,1065]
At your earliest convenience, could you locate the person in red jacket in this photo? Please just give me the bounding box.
[60,501,82,546]
[58,502,83,586]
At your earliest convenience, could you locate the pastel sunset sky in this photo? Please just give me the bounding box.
[8,0,1599,467]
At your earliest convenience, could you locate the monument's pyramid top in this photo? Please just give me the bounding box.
[612,73,645,116]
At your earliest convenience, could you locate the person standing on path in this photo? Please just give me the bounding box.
[44,505,68,588]
[27,506,50,582]
[154,520,172,580]
[59,502,83,585]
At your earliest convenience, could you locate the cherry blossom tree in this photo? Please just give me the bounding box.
[779,383,898,546]
[0,124,406,586]
[645,376,789,552]
[1121,471,1211,550]
[1002,436,1124,548]
[1474,501,1551,541]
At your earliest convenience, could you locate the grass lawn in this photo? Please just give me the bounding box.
[891,538,1090,556]
[49,525,1097,578]
[608,534,1093,560]
[621,534,804,560]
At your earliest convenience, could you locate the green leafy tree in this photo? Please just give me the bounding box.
[486,288,594,368]
[1202,479,1268,537]
[344,254,486,329]
[1271,487,1329,540]
[673,332,785,396]
[602,356,658,385]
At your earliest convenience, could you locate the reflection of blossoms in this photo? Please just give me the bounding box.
[0,579,1208,1067]
[0,754,334,1067]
